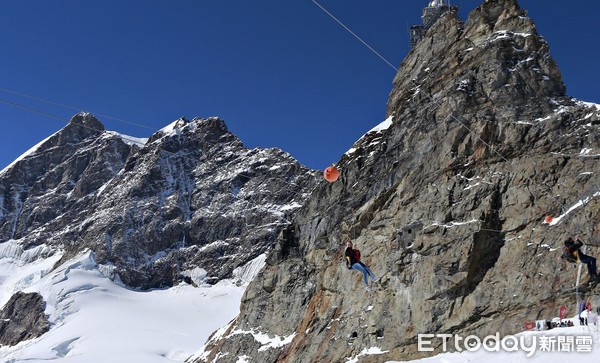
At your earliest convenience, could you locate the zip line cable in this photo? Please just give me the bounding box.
[0,87,315,187]
[0,98,72,124]
[310,0,398,72]
[0,98,149,148]
[0,87,157,131]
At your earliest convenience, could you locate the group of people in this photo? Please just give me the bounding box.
[342,235,597,292]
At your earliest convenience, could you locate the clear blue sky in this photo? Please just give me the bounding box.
[1,0,599,171]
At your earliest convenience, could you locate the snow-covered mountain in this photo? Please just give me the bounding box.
[0,112,318,357]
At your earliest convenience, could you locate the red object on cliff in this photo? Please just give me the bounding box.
[323,166,340,183]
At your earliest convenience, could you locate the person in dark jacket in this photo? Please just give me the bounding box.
[565,236,597,286]
[344,240,377,290]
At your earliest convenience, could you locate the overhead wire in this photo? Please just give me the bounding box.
[0,98,150,148]
[0,87,157,131]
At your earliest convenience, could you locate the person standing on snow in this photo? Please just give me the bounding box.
[344,239,378,291]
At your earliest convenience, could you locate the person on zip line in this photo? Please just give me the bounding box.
[344,239,378,291]
[564,236,598,287]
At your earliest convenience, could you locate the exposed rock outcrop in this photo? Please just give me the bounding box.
[0,292,49,346]
[194,0,600,362]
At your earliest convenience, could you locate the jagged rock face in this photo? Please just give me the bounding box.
[197,0,600,362]
[80,117,317,287]
[0,292,49,346]
[0,113,130,245]
[0,114,317,289]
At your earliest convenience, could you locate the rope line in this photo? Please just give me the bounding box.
[0,98,150,148]
[0,87,157,131]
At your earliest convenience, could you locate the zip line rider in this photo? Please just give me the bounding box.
[564,236,598,286]
[344,239,378,291]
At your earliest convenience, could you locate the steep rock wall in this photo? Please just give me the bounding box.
[196,0,600,362]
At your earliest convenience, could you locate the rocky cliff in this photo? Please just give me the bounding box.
[0,114,316,293]
[0,292,49,346]
[194,0,600,362]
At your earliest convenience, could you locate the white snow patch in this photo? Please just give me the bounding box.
[463,182,481,191]
[549,191,600,226]
[198,240,230,252]
[515,120,534,125]
[427,219,479,229]
[345,116,393,156]
[0,249,245,362]
[105,130,148,147]
[578,100,600,110]
[232,253,266,285]
[180,266,208,286]
[279,201,303,212]
[346,347,389,363]
[368,115,393,134]
[345,147,358,156]
[227,329,296,352]
[0,240,62,308]
[153,118,187,141]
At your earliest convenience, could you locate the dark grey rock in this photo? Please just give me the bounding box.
[0,292,49,346]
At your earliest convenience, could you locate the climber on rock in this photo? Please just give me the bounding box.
[565,236,598,287]
[344,239,378,291]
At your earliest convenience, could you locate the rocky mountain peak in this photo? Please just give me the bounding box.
[148,116,238,149]
[387,0,565,124]
[1,106,317,289]
[59,112,105,142]
[68,112,104,129]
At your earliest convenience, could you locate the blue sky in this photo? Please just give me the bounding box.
[1,0,599,171]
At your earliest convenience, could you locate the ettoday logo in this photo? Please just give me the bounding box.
[418,333,593,357]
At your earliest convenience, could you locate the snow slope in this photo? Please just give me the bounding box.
[0,241,248,363]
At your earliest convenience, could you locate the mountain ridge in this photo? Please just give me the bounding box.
[0,112,317,292]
